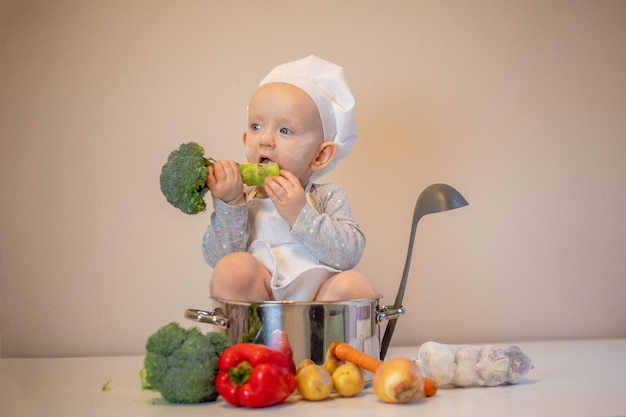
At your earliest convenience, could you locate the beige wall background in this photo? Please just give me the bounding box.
[1,0,625,357]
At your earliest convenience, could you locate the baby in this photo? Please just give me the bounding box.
[202,55,376,302]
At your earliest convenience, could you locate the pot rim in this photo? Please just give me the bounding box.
[210,294,383,306]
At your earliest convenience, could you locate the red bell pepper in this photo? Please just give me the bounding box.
[215,343,296,408]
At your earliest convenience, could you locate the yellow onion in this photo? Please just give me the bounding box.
[373,357,425,403]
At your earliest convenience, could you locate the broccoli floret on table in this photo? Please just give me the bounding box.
[142,322,229,404]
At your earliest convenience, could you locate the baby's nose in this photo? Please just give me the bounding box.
[260,131,275,146]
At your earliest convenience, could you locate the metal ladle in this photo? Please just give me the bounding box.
[379,183,469,360]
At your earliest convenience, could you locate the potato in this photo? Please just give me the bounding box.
[296,364,333,401]
[332,363,364,397]
[296,358,316,375]
[323,357,340,375]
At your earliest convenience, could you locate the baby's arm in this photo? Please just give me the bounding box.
[202,197,249,268]
[290,184,365,270]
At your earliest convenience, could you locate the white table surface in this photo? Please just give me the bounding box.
[1,338,625,417]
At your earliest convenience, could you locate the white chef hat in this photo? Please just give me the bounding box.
[259,55,358,181]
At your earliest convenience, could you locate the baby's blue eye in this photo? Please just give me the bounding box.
[279,127,292,135]
[251,123,261,131]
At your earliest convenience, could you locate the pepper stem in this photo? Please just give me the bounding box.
[228,361,253,386]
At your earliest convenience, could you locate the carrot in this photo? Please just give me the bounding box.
[333,343,383,374]
[423,377,438,397]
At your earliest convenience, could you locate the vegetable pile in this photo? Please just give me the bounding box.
[142,322,229,404]
[331,342,437,403]
[159,142,280,214]
[140,325,533,408]
[294,342,437,403]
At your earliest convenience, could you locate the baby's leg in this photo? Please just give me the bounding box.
[314,270,377,301]
[209,252,273,301]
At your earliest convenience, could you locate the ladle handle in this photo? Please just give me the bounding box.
[379,197,421,360]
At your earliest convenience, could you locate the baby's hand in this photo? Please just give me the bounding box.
[206,160,244,205]
[264,170,307,225]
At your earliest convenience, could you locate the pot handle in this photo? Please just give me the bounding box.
[376,305,405,322]
[184,308,230,329]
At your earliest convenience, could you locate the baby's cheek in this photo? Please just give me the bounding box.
[289,138,320,165]
[244,145,255,162]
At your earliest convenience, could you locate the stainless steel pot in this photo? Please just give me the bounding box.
[185,298,403,367]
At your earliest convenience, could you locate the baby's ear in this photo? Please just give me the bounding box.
[310,141,337,172]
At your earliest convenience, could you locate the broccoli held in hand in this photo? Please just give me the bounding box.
[143,322,230,404]
[159,142,280,214]
[159,142,210,215]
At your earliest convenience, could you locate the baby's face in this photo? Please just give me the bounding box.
[243,82,325,186]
